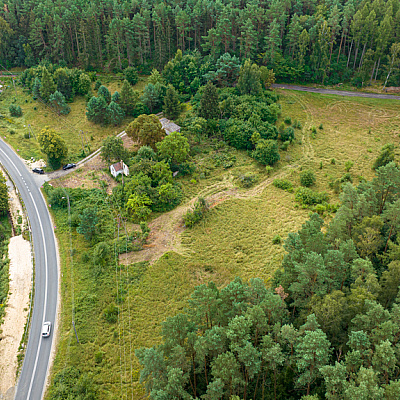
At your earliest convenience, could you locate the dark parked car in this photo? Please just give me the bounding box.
[62,163,76,170]
[32,167,44,174]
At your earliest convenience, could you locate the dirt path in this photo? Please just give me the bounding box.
[272,84,400,100]
[119,164,300,266]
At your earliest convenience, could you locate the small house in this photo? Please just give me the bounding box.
[110,161,129,178]
[160,118,181,135]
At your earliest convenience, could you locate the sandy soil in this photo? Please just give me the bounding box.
[0,236,32,397]
[0,169,32,398]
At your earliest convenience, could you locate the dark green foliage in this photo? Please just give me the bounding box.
[272,234,282,244]
[136,146,156,161]
[32,77,41,99]
[103,303,118,323]
[37,127,68,169]
[106,101,125,125]
[183,197,208,228]
[295,187,329,205]
[373,143,395,170]
[76,207,98,242]
[273,179,294,192]
[39,67,56,102]
[237,173,258,188]
[9,104,22,117]
[111,91,120,103]
[124,66,138,85]
[94,80,102,91]
[284,116,292,125]
[49,91,70,115]
[49,366,97,400]
[300,170,316,187]
[281,126,295,142]
[86,96,108,125]
[120,79,139,116]
[197,81,219,120]
[237,59,262,95]
[0,175,9,216]
[97,85,111,103]
[252,139,280,166]
[162,84,180,120]
[101,136,128,164]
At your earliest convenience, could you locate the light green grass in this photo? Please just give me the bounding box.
[0,77,146,164]
[48,89,400,399]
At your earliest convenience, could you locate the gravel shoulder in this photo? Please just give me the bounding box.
[0,172,32,399]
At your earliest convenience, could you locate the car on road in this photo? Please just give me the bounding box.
[62,163,76,170]
[32,167,44,174]
[41,321,51,337]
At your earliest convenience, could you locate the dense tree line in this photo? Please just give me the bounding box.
[136,161,400,399]
[2,0,400,85]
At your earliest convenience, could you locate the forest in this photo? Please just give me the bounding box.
[1,0,400,86]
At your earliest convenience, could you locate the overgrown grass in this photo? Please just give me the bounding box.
[48,89,400,399]
[0,77,146,164]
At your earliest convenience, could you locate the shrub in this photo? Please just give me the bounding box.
[8,129,15,135]
[9,104,22,117]
[284,116,292,125]
[300,170,316,187]
[103,303,119,323]
[251,139,280,166]
[293,120,302,129]
[295,187,329,205]
[183,197,208,228]
[281,127,295,142]
[24,133,30,139]
[94,80,102,90]
[238,173,258,188]
[281,141,290,151]
[273,179,293,192]
[319,123,323,130]
[345,161,353,172]
[265,166,274,176]
[373,143,395,170]
[272,234,282,244]
[331,158,336,164]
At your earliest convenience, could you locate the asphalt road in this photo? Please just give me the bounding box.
[0,139,58,400]
[272,84,400,100]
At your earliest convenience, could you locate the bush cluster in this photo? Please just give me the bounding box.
[295,187,329,205]
[273,179,293,192]
[183,197,209,228]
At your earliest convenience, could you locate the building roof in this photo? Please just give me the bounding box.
[111,161,124,172]
[160,118,181,135]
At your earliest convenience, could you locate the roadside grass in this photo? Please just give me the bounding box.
[0,77,146,165]
[48,89,400,399]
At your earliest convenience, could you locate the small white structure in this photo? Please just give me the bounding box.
[110,161,129,178]
[160,118,181,135]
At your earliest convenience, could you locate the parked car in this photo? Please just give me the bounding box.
[32,167,44,174]
[41,321,51,337]
[62,163,76,170]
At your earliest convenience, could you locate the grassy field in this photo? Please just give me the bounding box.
[0,75,146,165]
[39,89,400,398]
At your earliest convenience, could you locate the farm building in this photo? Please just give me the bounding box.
[160,118,181,135]
[110,161,129,178]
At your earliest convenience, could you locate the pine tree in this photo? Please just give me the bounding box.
[40,67,56,102]
[163,85,180,120]
[49,91,71,115]
[198,81,219,120]
[106,101,125,126]
[237,59,262,95]
[86,96,108,125]
[120,79,139,116]
[32,77,41,99]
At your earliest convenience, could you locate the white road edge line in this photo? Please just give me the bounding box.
[0,148,22,176]
[26,191,48,400]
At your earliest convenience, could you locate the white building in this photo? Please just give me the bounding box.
[110,161,129,178]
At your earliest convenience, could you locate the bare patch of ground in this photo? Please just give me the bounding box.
[0,236,32,396]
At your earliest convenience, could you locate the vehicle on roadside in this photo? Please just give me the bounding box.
[62,163,76,170]
[41,321,51,337]
[32,167,44,174]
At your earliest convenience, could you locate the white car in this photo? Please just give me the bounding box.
[41,321,51,337]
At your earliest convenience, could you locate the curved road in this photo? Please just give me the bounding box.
[0,139,58,400]
[272,84,400,100]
